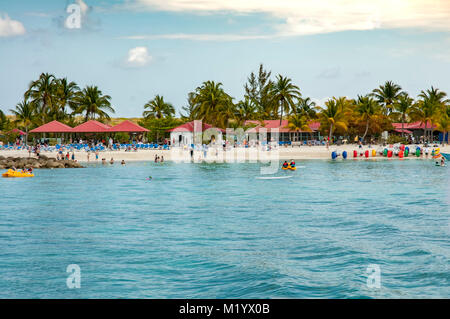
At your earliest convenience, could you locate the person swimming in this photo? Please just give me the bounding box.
[121,160,125,165]
[441,157,446,166]
[110,158,114,164]
[290,159,296,168]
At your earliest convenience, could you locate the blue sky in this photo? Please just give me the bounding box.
[1,0,450,117]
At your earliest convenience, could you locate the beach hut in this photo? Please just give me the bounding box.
[30,120,73,133]
[71,120,111,133]
[29,120,74,144]
[109,120,149,133]
[168,120,224,146]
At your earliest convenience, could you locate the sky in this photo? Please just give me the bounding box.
[1,0,450,117]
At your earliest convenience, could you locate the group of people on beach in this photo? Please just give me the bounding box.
[154,154,164,163]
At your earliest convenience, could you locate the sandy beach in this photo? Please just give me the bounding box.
[2,144,449,163]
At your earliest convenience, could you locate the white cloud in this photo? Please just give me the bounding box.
[133,0,450,35]
[0,13,26,37]
[125,46,152,67]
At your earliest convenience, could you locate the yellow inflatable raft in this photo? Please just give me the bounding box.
[2,169,34,178]
[282,165,297,171]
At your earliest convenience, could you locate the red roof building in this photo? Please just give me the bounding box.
[30,120,74,133]
[109,120,149,132]
[71,120,111,133]
[392,121,436,130]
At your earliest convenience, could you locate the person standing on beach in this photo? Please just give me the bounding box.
[87,151,90,162]
[95,150,99,161]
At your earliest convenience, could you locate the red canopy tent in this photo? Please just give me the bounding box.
[109,120,149,132]
[30,120,73,133]
[71,120,111,133]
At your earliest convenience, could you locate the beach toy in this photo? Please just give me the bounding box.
[400,144,405,151]
[372,149,376,157]
[331,151,337,160]
[2,169,34,178]
[415,149,421,157]
[353,150,357,158]
[342,151,347,159]
[405,148,409,157]
[383,149,388,157]
[399,151,404,158]
[365,150,369,158]
[432,148,441,159]
[387,150,393,158]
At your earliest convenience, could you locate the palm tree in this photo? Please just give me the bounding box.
[191,81,234,128]
[72,86,114,121]
[356,95,380,142]
[412,87,448,142]
[0,109,10,132]
[296,97,318,119]
[419,86,449,106]
[54,78,80,120]
[9,100,36,145]
[371,81,403,115]
[434,112,449,145]
[391,94,414,137]
[270,75,301,126]
[235,97,257,124]
[143,95,175,119]
[320,98,348,141]
[410,99,440,143]
[288,113,312,141]
[24,73,57,124]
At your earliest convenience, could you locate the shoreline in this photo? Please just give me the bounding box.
[1,144,448,163]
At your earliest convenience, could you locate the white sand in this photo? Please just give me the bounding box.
[1,144,449,162]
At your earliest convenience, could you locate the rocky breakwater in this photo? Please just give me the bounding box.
[0,155,84,169]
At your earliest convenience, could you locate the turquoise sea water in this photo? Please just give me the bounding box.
[0,159,449,298]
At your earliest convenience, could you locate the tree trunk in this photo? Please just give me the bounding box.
[362,120,369,142]
[424,122,428,143]
[329,123,333,142]
[279,99,284,126]
[401,115,405,138]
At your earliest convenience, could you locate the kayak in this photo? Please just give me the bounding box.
[2,169,34,178]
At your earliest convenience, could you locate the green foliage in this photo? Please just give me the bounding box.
[190,81,234,128]
[139,117,184,142]
[114,132,131,144]
[387,135,408,144]
[143,95,175,119]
